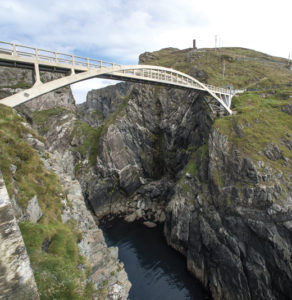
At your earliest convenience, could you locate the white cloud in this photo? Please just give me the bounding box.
[1,0,292,102]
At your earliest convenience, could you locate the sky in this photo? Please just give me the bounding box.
[1,0,291,103]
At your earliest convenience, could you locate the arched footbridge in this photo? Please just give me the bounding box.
[0,41,243,114]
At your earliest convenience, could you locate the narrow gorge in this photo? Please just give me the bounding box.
[0,46,292,300]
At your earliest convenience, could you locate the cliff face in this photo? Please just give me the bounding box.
[77,83,212,220]
[165,128,292,300]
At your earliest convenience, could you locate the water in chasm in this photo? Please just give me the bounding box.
[101,219,208,300]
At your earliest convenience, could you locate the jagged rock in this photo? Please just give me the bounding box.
[0,173,39,300]
[24,195,43,223]
[124,213,137,222]
[25,135,45,154]
[119,165,141,195]
[234,123,244,137]
[281,104,292,115]
[10,164,17,175]
[143,221,157,228]
[242,158,258,183]
[282,138,292,150]
[263,143,284,161]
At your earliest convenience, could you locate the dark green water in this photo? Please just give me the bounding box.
[101,219,207,300]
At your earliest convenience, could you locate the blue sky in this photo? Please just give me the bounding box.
[1,0,292,103]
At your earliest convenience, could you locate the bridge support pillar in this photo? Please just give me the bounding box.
[34,63,42,85]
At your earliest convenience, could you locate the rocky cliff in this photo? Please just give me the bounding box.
[1,46,292,300]
[165,126,292,300]
[76,83,212,221]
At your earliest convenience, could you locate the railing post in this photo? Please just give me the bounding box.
[13,44,17,56]
[87,58,89,68]
[54,52,58,63]
[35,48,38,60]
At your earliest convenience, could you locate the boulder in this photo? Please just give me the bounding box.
[25,195,42,223]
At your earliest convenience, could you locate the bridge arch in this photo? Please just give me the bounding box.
[0,41,238,114]
[0,65,232,114]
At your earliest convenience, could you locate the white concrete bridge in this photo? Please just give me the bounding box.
[0,41,241,114]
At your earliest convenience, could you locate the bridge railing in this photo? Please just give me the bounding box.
[0,41,121,70]
[0,41,239,98]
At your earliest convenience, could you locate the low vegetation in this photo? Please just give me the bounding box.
[32,107,70,135]
[71,120,102,167]
[179,142,208,193]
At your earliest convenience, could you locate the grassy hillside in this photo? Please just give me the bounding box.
[139,47,292,89]
[215,90,292,175]
[0,104,92,299]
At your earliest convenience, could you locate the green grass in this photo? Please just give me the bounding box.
[33,107,68,127]
[0,104,94,299]
[32,107,69,135]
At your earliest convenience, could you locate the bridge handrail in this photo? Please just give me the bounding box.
[0,41,121,70]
